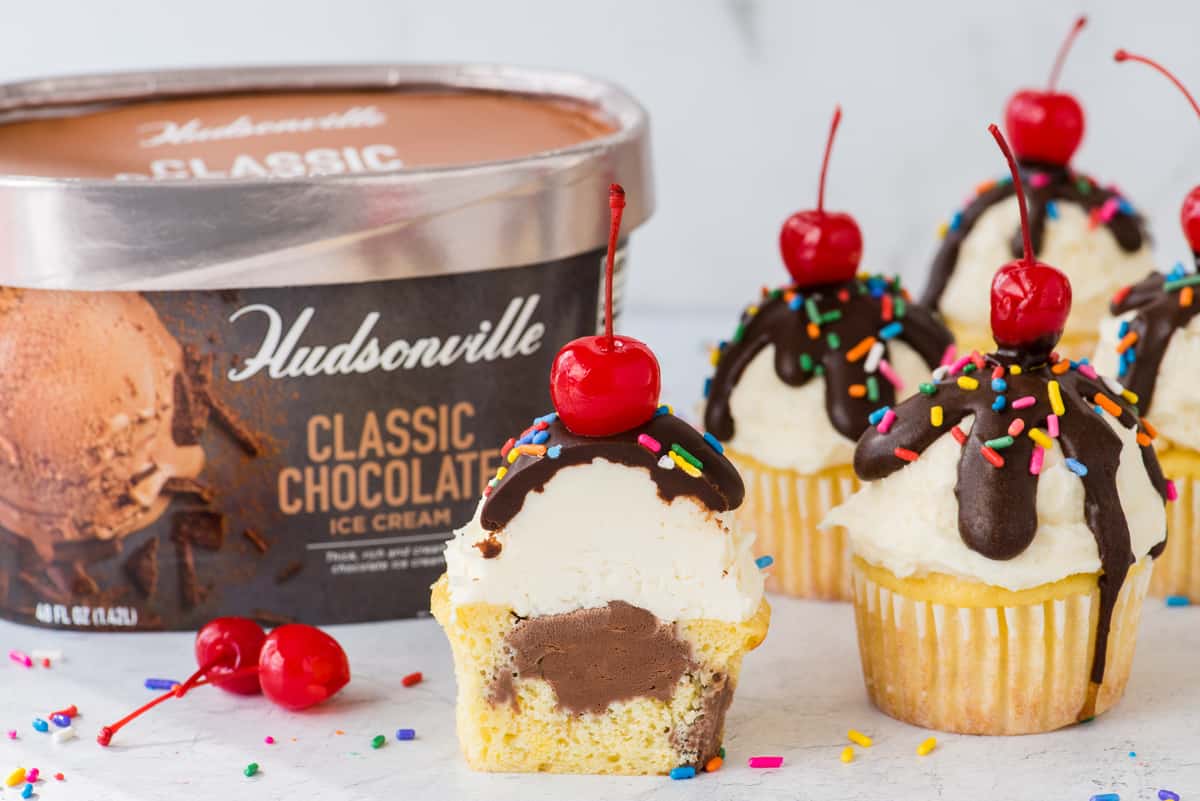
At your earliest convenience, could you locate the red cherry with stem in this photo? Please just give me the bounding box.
[258,624,351,712]
[1185,187,1200,254]
[779,105,863,287]
[1004,15,1087,165]
[549,185,661,437]
[987,124,1073,353]
[194,616,267,695]
[96,619,348,746]
[1114,49,1200,253]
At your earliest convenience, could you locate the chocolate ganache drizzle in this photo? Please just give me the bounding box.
[704,276,953,442]
[921,165,1148,311]
[1107,256,1200,415]
[853,349,1167,687]
[480,407,743,534]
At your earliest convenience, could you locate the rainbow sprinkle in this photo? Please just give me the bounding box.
[980,446,1005,468]
[1028,429,1053,449]
[957,376,979,391]
[877,410,897,434]
[877,360,904,390]
[637,434,661,454]
[930,406,944,427]
[847,729,873,747]
[916,737,937,757]
[669,451,702,477]
[1064,458,1089,477]
[1011,395,1036,409]
[1029,446,1045,476]
[755,555,774,569]
[748,756,784,769]
[669,766,695,780]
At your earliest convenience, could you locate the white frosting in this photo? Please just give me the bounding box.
[939,198,1156,334]
[823,414,1165,590]
[443,458,764,622]
[721,340,933,474]
[1095,310,1200,453]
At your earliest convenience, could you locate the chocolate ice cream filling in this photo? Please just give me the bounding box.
[490,601,695,715]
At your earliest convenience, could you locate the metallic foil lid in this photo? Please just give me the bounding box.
[0,64,652,290]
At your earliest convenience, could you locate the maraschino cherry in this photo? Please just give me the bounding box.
[1113,49,1200,253]
[1004,15,1088,166]
[987,123,1073,356]
[549,185,661,436]
[778,106,863,287]
[97,618,350,746]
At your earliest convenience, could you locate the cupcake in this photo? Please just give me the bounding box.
[703,108,954,601]
[1094,48,1200,599]
[825,124,1169,735]
[433,185,769,775]
[921,16,1155,357]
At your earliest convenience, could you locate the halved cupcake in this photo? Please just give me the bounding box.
[433,185,769,775]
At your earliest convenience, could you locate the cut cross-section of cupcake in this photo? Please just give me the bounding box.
[432,184,770,775]
[435,408,768,774]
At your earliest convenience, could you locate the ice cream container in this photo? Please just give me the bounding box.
[0,64,652,630]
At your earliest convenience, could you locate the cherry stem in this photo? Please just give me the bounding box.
[1047,15,1087,92]
[96,657,237,746]
[1114,49,1200,120]
[989,123,1034,267]
[604,183,626,344]
[817,105,843,214]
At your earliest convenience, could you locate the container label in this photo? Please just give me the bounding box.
[0,251,606,630]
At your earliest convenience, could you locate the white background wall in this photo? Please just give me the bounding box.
[2,0,1197,319]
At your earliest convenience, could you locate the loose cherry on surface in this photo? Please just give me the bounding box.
[1113,49,1200,253]
[258,624,351,712]
[1003,15,1087,166]
[778,105,863,287]
[97,619,349,746]
[987,124,1073,352]
[194,616,267,695]
[549,184,661,437]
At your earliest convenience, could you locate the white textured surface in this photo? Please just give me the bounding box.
[443,458,764,622]
[823,411,1167,590]
[1095,310,1200,454]
[938,199,1157,334]
[1,597,1198,801]
[720,340,931,474]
